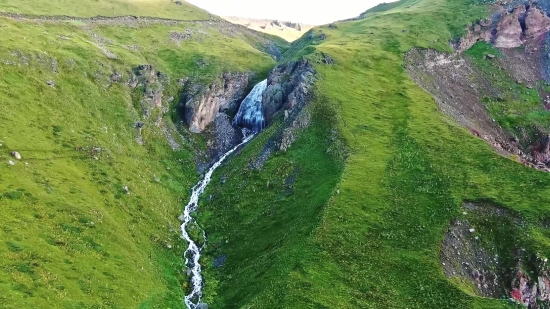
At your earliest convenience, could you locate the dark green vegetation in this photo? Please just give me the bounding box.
[0,2,284,308]
[197,0,550,308]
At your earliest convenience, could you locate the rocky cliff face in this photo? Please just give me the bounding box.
[262,59,316,125]
[457,2,550,52]
[179,72,252,133]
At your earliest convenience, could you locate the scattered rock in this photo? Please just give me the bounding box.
[123,185,130,195]
[319,33,327,40]
[321,52,334,65]
[111,71,123,82]
[8,160,15,166]
[175,0,183,4]
[169,29,192,46]
[46,80,55,87]
[485,54,496,59]
[131,64,168,117]
[328,23,337,29]
[196,303,208,309]
[11,151,21,160]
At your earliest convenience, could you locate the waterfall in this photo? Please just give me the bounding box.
[233,79,267,132]
[180,79,267,309]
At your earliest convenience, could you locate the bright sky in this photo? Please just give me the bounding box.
[185,0,394,25]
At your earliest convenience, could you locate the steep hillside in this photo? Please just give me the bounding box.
[197,0,550,308]
[222,17,313,42]
[0,2,286,308]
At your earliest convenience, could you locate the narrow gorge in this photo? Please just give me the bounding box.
[180,79,267,309]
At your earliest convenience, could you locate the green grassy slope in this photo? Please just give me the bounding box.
[200,0,550,308]
[0,9,281,309]
[0,0,210,20]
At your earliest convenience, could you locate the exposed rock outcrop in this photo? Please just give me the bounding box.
[404,48,518,156]
[441,202,550,308]
[129,64,169,117]
[262,59,316,125]
[179,72,252,133]
[525,6,550,37]
[248,60,317,168]
[494,5,525,48]
[457,4,550,52]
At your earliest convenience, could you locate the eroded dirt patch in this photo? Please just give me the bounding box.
[441,202,550,307]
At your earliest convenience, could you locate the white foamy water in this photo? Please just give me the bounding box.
[233,79,267,132]
[181,79,268,309]
[180,133,254,308]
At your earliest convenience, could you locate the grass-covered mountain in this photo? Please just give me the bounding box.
[0,1,286,308]
[3,0,550,308]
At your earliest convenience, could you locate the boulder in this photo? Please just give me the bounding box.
[11,151,21,160]
[494,6,525,48]
[196,304,208,309]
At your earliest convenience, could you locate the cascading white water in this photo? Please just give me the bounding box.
[233,79,267,132]
[180,134,253,309]
[180,79,267,309]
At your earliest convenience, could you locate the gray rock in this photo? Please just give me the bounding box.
[196,303,208,309]
[175,0,183,4]
[262,59,316,125]
[180,72,252,133]
[8,160,15,166]
[51,58,58,73]
[11,151,21,160]
[46,80,55,87]
[111,71,123,82]
[322,52,334,65]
